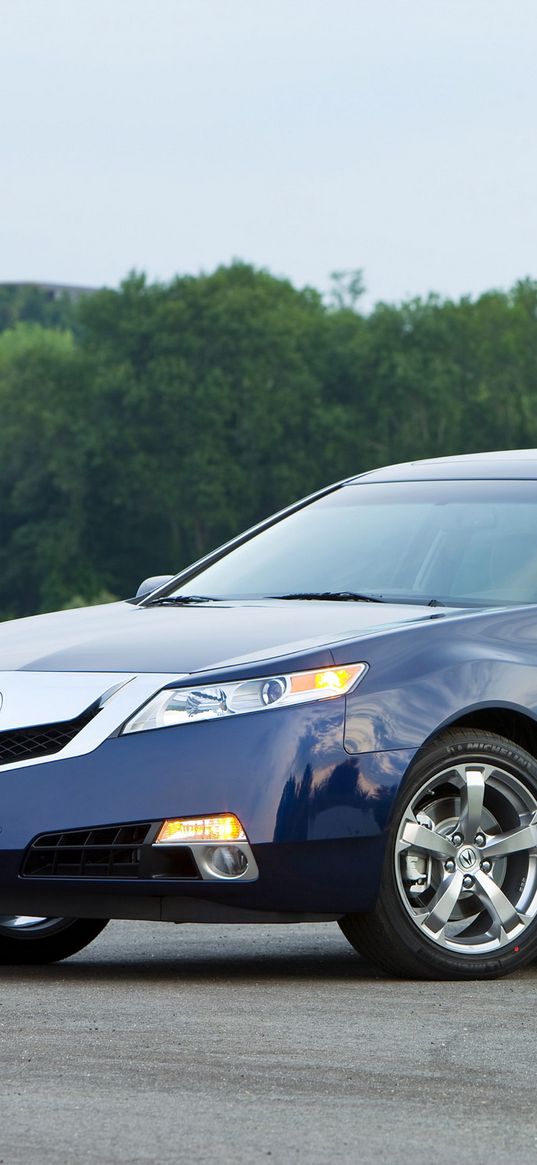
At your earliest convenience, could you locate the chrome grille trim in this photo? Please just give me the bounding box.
[0,711,98,766]
[0,673,188,773]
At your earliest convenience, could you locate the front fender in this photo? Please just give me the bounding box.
[337,606,537,753]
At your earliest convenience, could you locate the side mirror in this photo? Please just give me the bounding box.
[135,574,175,600]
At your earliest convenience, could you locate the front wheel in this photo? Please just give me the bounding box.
[0,916,108,964]
[340,730,537,979]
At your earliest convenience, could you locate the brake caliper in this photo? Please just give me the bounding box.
[403,812,434,895]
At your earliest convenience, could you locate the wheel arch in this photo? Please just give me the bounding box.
[385,703,537,827]
[421,703,537,762]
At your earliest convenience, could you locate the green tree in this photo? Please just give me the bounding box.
[74,264,345,595]
[0,285,75,333]
[0,324,98,617]
[1,266,537,621]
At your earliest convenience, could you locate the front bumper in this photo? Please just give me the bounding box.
[0,687,416,920]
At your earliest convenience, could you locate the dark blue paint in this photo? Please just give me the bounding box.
[0,700,414,914]
[341,604,537,753]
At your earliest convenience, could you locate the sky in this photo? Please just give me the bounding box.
[1,0,536,309]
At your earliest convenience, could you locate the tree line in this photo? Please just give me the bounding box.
[0,265,536,619]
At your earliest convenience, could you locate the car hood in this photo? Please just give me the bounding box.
[0,598,458,674]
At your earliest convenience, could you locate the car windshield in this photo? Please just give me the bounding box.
[168,479,537,606]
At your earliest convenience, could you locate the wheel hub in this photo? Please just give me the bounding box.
[456,846,480,872]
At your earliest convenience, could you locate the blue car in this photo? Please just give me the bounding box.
[4,449,537,979]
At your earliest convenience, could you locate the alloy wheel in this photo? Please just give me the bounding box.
[394,760,537,954]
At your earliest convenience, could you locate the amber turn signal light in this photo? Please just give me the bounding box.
[155,814,247,844]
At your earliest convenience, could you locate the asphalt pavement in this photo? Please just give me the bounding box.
[0,920,536,1164]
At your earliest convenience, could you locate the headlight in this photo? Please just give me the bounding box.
[121,663,367,734]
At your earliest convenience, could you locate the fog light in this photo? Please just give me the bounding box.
[155,814,247,844]
[208,846,249,877]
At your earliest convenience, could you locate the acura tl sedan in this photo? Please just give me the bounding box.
[3,450,537,979]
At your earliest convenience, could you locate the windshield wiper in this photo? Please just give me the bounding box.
[144,594,218,606]
[269,591,385,603]
[147,590,387,606]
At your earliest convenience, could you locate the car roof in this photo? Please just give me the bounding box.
[350,449,537,483]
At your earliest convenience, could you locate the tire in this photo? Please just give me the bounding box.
[0,916,108,965]
[339,729,537,980]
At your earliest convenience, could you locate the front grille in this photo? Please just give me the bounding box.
[21,822,201,881]
[0,710,97,767]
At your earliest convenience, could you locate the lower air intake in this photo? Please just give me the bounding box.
[21,822,201,880]
[22,823,153,879]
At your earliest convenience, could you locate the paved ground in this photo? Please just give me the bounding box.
[0,921,536,1164]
